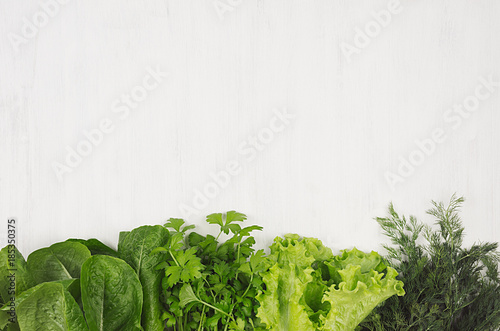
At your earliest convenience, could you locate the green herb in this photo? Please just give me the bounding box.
[155,211,269,330]
[359,195,500,331]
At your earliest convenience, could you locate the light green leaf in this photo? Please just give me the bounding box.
[238,262,252,275]
[206,213,223,227]
[256,264,316,331]
[257,236,405,331]
[164,218,185,232]
[179,283,199,308]
[257,235,319,330]
[240,225,263,237]
[225,211,247,224]
[320,266,405,331]
[164,265,182,288]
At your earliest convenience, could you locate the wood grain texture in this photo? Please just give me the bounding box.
[1,0,499,256]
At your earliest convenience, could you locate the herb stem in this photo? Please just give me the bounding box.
[241,274,254,298]
[169,250,180,267]
[198,305,206,331]
[197,299,232,320]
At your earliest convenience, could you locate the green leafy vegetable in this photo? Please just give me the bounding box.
[80,255,143,331]
[257,235,318,331]
[118,225,170,331]
[27,242,91,284]
[257,235,404,331]
[0,279,79,312]
[257,261,316,330]
[0,246,34,304]
[66,238,119,257]
[0,279,78,330]
[321,264,403,330]
[4,202,495,331]
[118,231,130,247]
[16,282,88,331]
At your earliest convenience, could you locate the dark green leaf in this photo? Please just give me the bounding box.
[0,245,35,303]
[187,232,205,247]
[66,238,119,257]
[27,242,91,284]
[17,282,88,331]
[118,225,169,331]
[81,255,143,331]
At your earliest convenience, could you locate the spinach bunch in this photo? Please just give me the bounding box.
[359,195,500,331]
[154,211,270,330]
[0,225,170,331]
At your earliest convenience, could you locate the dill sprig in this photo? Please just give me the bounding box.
[359,195,500,331]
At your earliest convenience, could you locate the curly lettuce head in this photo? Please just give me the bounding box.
[256,235,405,331]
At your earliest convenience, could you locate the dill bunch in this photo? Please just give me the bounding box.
[359,195,500,331]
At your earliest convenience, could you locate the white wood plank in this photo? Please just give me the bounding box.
[0,0,499,256]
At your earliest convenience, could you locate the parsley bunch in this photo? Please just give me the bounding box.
[359,195,500,331]
[153,211,271,331]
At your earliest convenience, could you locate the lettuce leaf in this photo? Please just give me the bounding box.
[257,235,327,331]
[256,235,404,331]
[320,264,404,330]
[257,263,316,331]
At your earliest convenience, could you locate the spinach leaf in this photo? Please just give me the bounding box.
[0,279,78,312]
[81,255,143,331]
[0,246,35,304]
[0,279,80,331]
[27,242,91,284]
[0,317,20,331]
[16,282,88,331]
[0,246,35,331]
[66,238,119,258]
[118,231,130,247]
[118,225,169,331]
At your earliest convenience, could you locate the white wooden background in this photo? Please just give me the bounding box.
[1,0,499,257]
